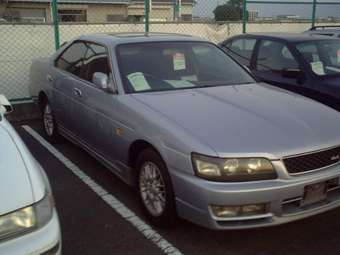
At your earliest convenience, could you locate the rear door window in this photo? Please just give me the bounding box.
[256,40,299,73]
[226,38,256,66]
[56,42,87,78]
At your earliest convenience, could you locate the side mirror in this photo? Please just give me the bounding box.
[93,72,110,91]
[0,94,13,114]
[282,69,302,79]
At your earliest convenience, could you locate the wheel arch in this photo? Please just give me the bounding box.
[128,139,164,169]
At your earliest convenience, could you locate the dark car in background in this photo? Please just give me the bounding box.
[219,33,340,110]
[305,26,340,38]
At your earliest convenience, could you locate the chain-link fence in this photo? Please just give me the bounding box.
[0,24,55,101]
[1,0,340,101]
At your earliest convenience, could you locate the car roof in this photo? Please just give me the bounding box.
[77,32,207,46]
[307,31,340,37]
[233,32,339,43]
[309,26,340,32]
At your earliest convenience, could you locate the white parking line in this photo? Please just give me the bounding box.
[22,125,183,255]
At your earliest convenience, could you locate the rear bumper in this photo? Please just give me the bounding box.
[171,162,340,230]
[0,209,61,254]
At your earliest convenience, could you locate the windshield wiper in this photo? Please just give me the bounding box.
[192,81,254,88]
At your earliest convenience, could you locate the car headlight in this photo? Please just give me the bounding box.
[192,153,277,182]
[0,192,53,241]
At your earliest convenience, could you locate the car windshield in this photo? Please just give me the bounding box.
[116,42,254,93]
[296,40,340,77]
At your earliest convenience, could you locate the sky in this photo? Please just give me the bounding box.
[193,0,340,19]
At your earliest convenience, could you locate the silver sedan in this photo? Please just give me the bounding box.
[30,33,340,230]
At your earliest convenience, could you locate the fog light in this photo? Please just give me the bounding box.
[211,204,266,218]
[241,204,266,216]
[211,205,241,217]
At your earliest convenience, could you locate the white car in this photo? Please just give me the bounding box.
[0,95,61,254]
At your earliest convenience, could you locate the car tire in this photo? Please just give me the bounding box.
[42,101,63,144]
[136,148,177,227]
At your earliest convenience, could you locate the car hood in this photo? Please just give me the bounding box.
[132,83,340,159]
[0,123,34,215]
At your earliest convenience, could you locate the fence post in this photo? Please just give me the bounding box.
[145,0,150,33]
[51,0,60,50]
[242,0,247,33]
[311,0,317,28]
[177,0,182,20]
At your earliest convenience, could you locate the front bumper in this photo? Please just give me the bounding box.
[171,161,340,230]
[0,209,61,254]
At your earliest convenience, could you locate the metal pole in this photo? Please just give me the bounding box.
[51,0,60,50]
[177,0,181,20]
[145,0,150,33]
[242,0,247,33]
[173,0,180,21]
[312,0,317,28]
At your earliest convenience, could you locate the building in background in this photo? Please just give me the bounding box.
[0,0,194,23]
[277,14,300,21]
[128,0,194,22]
[255,16,274,21]
[247,10,258,21]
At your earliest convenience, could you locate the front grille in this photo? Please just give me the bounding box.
[283,146,340,174]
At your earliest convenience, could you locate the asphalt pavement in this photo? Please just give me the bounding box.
[13,120,340,255]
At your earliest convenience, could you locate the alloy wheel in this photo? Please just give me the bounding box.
[43,104,54,137]
[139,161,167,217]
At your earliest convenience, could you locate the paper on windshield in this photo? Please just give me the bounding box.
[127,72,151,91]
[165,80,195,88]
[182,75,198,82]
[173,53,186,71]
[310,61,325,75]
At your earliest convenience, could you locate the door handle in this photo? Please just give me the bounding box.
[46,74,53,82]
[73,88,82,98]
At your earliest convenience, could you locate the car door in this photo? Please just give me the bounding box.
[252,39,305,92]
[221,37,257,68]
[69,42,121,163]
[53,41,88,132]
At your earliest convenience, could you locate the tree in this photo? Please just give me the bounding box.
[229,0,242,9]
[214,4,240,21]
[213,0,245,22]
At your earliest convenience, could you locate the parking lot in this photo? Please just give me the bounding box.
[11,119,340,255]
[2,0,340,252]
